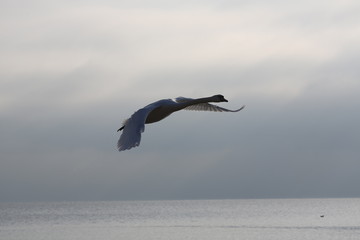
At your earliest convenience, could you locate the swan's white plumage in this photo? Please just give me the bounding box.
[117,95,244,151]
[117,101,168,151]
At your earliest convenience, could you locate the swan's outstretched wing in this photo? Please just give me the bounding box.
[117,105,155,151]
[175,97,245,112]
[117,99,176,151]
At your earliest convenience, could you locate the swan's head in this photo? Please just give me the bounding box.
[213,94,228,102]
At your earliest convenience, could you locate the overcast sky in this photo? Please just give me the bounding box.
[1,0,360,202]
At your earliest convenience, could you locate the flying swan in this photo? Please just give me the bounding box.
[117,94,245,151]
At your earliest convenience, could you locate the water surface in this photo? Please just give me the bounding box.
[1,198,359,240]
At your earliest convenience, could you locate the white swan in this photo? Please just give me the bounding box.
[117,94,245,151]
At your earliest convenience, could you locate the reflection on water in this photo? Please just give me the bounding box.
[1,198,360,240]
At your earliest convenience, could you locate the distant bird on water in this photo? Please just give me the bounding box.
[117,94,245,151]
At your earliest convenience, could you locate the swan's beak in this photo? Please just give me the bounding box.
[223,98,228,102]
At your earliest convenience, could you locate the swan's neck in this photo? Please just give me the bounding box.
[158,96,213,114]
[178,96,215,108]
[145,96,217,124]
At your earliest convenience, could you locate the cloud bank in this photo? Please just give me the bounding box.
[1,0,360,201]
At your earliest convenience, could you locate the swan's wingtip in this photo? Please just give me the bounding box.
[235,105,245,112]
[117,141,141,152]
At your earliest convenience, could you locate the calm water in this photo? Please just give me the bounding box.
[1,198,360,240]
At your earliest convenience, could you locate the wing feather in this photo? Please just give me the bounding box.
[117,106,153,151]
[117,99,175,151]
[175,97,245,112]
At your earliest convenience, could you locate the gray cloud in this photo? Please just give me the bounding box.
[1,0,360,201]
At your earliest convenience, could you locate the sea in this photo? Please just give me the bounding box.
[1,198,359,240]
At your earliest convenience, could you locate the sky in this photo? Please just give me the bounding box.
[1,0,360,202]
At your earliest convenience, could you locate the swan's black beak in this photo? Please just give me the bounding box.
[117,126,124,132]
[223,98,228,102]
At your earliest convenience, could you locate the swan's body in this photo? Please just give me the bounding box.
[117,94,244,151]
